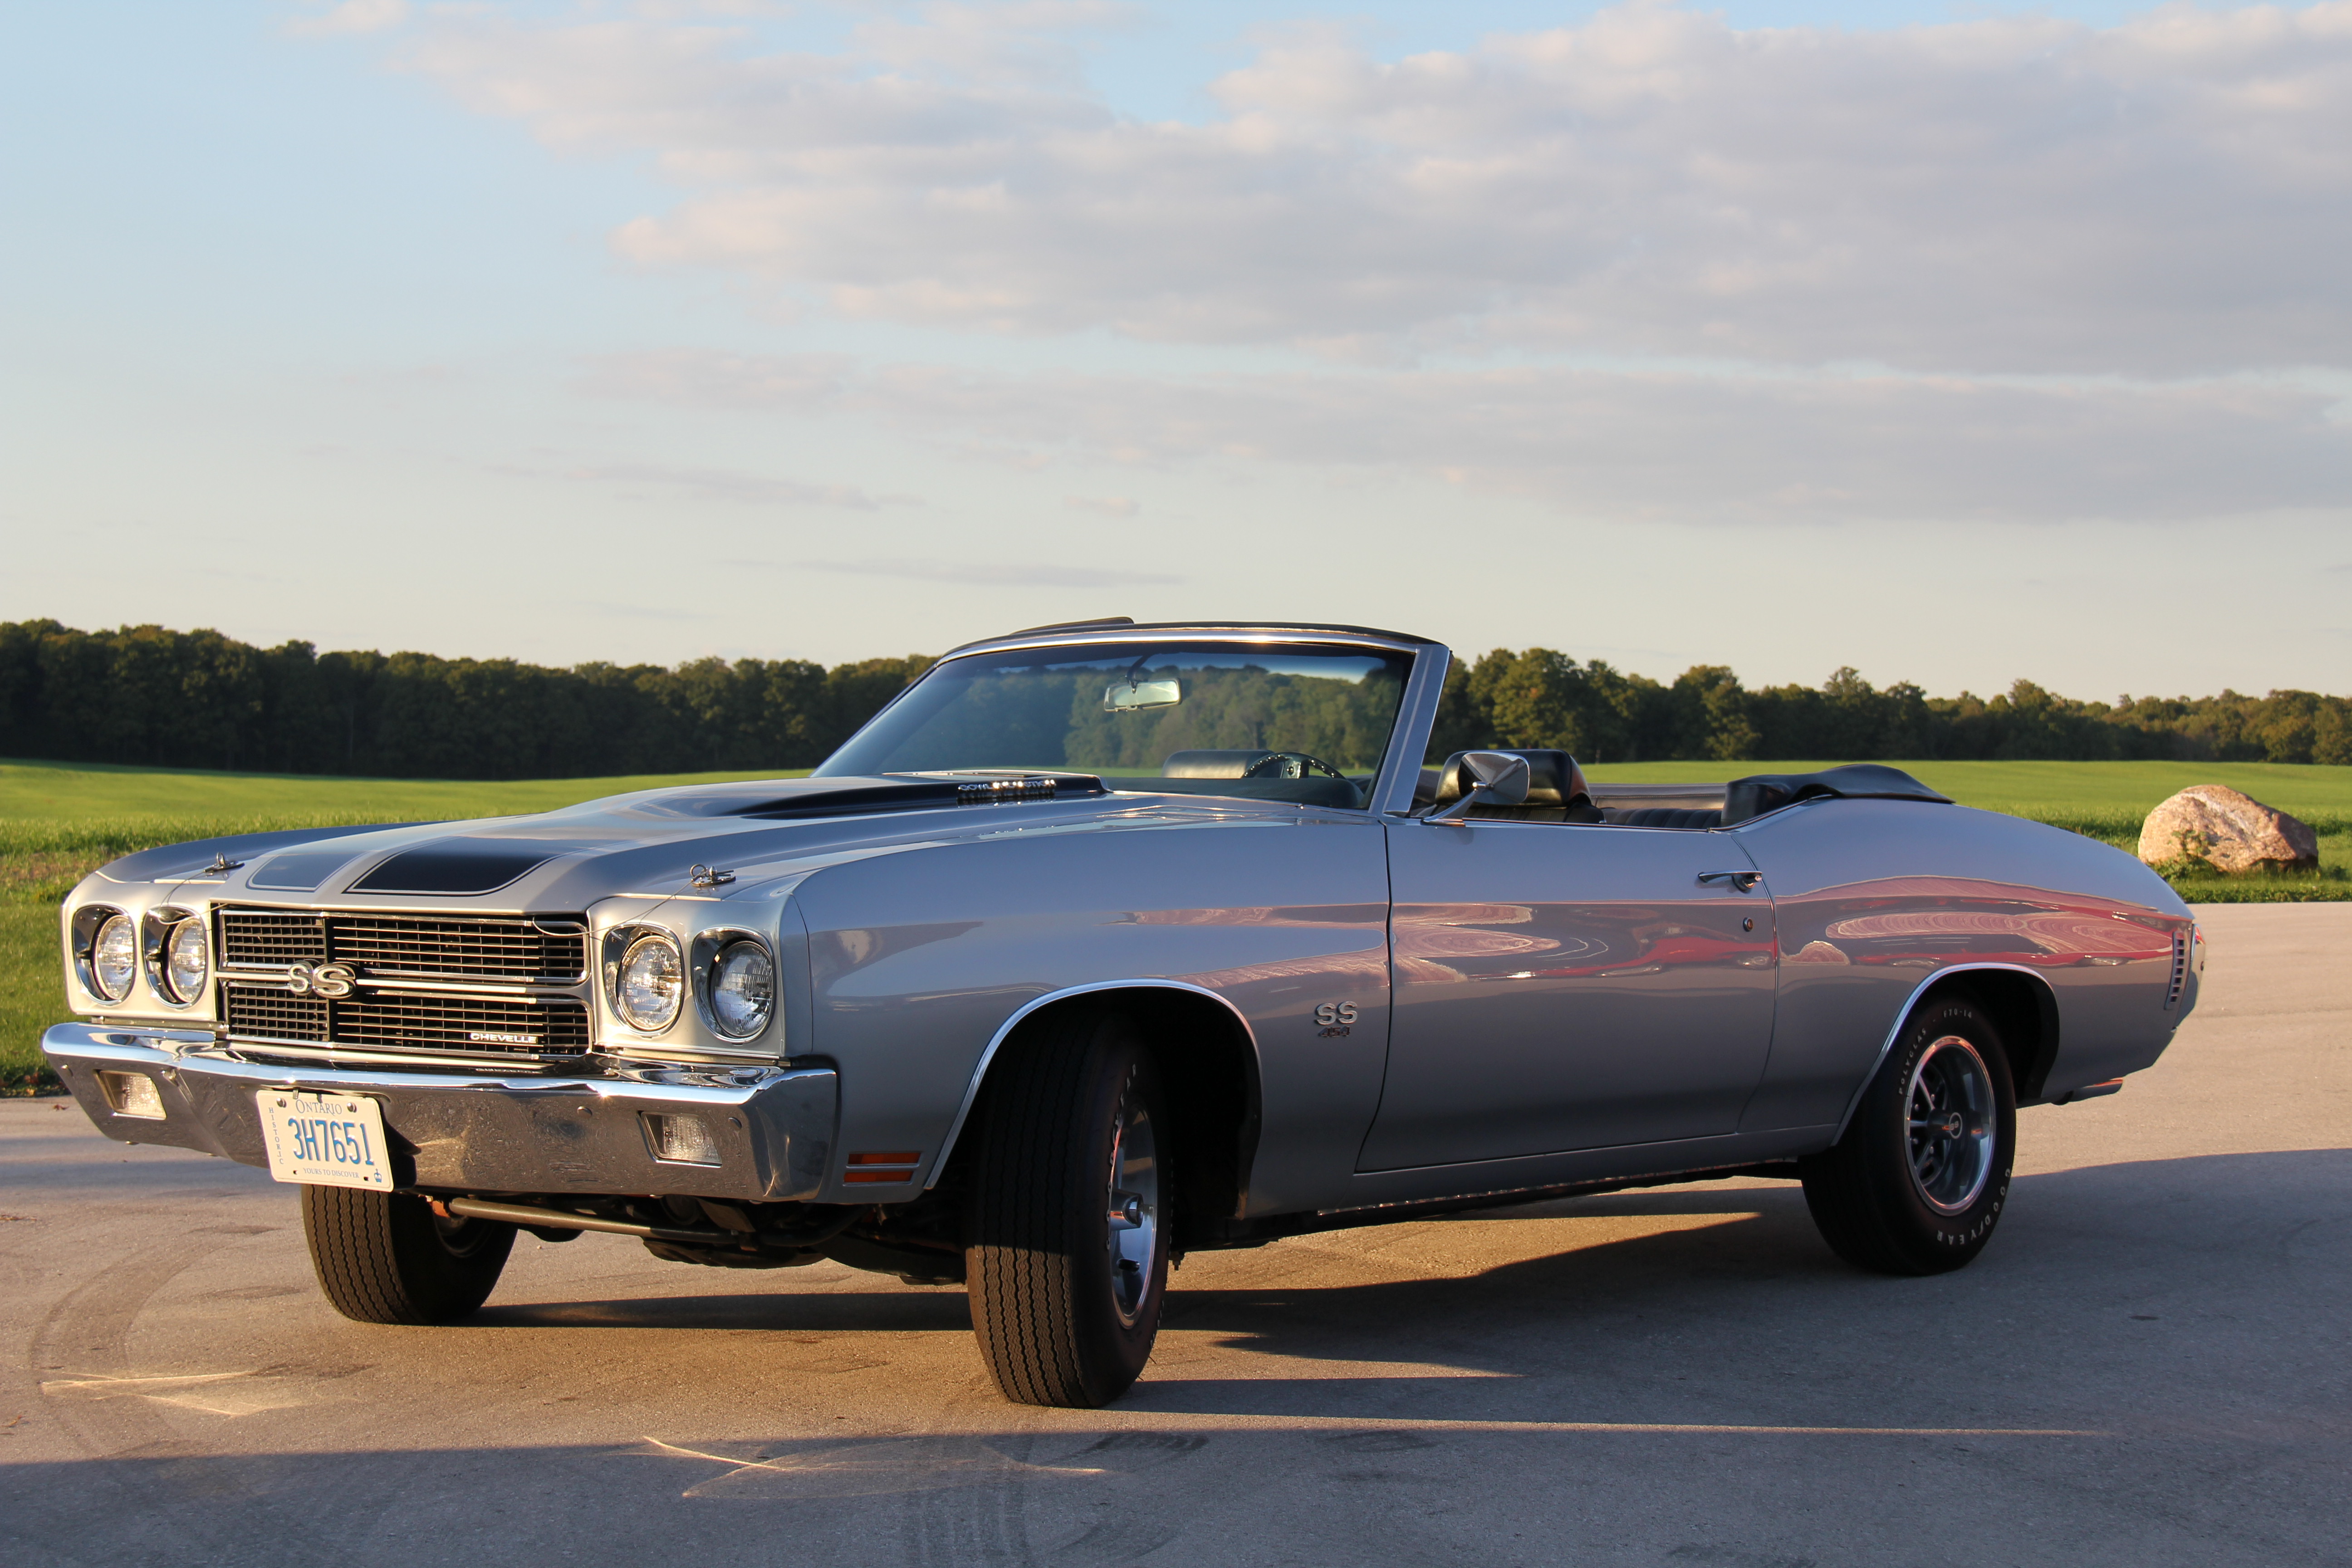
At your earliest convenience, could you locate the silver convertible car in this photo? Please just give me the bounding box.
[44,620,2201,1407]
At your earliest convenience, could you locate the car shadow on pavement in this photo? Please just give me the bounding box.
[446,1148,2349,1432]
[1116,1150,2352,1422]
[10,1156,2347,1568]
[473,1284,975,1333]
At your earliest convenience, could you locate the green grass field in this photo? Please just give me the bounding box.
[5,755,2345,1089]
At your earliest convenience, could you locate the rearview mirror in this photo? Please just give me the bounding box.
[1103,678,1182,712]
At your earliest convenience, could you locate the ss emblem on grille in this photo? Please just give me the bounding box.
[285,961,356,999]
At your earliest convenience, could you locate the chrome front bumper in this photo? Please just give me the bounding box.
[42,1023,838,1202]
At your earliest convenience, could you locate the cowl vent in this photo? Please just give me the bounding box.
[632,774,1108,822]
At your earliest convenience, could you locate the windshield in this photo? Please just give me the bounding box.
[816,641,1415,809]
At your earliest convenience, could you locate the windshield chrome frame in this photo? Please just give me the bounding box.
[825,624,1451,816]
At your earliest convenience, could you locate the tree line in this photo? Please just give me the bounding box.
[0,619,930,779]
[1428,649,2352,766]
[1,618,2346,779]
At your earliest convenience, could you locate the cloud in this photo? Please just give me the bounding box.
[589,349,2352,525]
[393,1,2352,376]
[805,557,1181,588]
[851,1,1144,90]
[1063,494,1138,518]
[499,457,904,510]
[576,349,852,410]
[289,0,409,37]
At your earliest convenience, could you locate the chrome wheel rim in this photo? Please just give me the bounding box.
[1105,1071,1160,1326]
[1906,1035,1996,1215]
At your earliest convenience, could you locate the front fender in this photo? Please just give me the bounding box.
[792,815,1390,1211]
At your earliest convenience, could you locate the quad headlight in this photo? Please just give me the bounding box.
[162,916,210,1004]
[88,913,138,1003]
[706,940,774,1040]
[616,931,685,1032]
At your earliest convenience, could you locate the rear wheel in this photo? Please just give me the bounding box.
[965,1012,1169,1407]
[300,1185,514,1324]
[1799,994,2016,1275]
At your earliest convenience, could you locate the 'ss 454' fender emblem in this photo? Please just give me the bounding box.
[1313,1003,1358,1028]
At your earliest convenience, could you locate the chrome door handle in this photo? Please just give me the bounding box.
[1697,870,1764,892]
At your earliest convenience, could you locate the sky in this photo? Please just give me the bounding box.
[2,0,2347,701]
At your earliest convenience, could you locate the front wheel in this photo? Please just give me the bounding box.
[965,1012,1169,1407]
[1799,994,2016,1275]
[301,1185,514,1324]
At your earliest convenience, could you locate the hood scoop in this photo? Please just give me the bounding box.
[633,774,1107,822]
[351,838,589,896]
[247,849,369,892]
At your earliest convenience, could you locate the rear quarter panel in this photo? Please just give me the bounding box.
[1734,799,2193,1133]
[789,812,1391,1210]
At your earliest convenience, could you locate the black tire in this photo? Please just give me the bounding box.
[965,1012,1170,1408]
[300,1185,515,1324]
[1799,993,2016,1276]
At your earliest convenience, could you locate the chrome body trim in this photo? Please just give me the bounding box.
[1372,646,1452,818]
[935,622,1438,663]
[1829,962,2060,1143]
[194,1038,591,1072]
[922,978,1262,1191]
[41,1022,837,1202]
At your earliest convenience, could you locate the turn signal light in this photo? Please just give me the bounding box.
[98,1071,167,1120]
[642,1112,722,1166]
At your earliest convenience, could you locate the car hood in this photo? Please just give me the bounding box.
[94,775,1310,911]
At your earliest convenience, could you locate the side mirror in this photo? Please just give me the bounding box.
[1426,751,1531,822]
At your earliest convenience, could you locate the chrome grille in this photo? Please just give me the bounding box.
[226,988,328,1042]
[329,916,586,982]
[219,911,327,968]
[224,985,588,1057]
[2166,932,2189,1009]
[334,995,590,1053]
[218,906,594,1061]
[217,908,587,982]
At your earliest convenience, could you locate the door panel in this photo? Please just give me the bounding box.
[1360,820,1778,1171]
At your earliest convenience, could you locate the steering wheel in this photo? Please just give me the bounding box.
[1243,751,1351,784]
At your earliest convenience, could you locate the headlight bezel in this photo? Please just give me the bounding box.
[143,907,212,1008]
[73,906,137,1004]
[610,928,686,1034]
[696,932,776,1042]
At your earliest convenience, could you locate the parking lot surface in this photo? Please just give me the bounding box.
[4,903,2347,1567]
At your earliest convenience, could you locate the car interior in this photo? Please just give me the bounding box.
[1416,752,1949,828]
[1112,748,1946,824]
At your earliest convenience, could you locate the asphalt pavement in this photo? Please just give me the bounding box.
[3,903,2346,1567]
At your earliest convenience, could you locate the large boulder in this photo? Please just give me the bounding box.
[2138,786,2319,874]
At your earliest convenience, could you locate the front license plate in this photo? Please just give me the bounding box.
[257,1090,392,1189]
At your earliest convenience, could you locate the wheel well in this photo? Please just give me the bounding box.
[966,988,1260,1253]
[1926,969,2060,1102]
